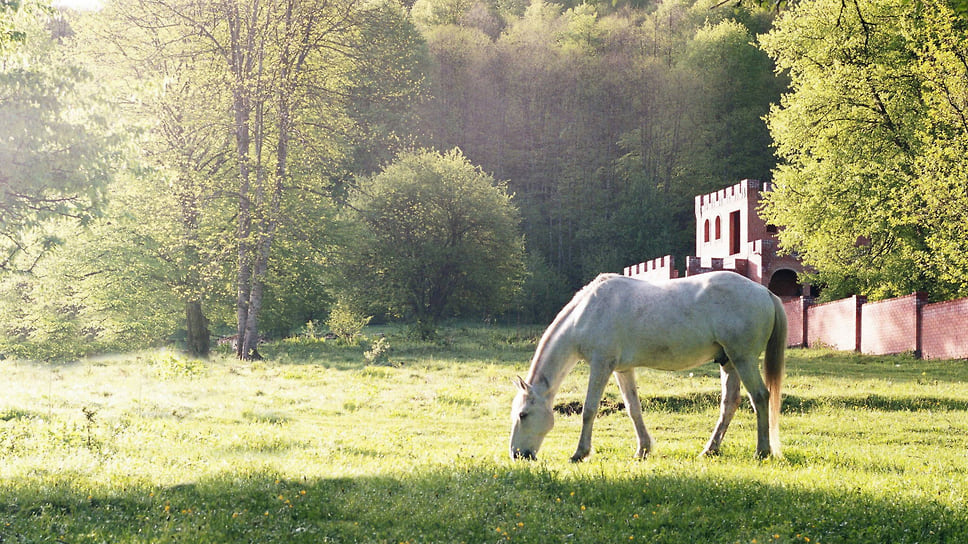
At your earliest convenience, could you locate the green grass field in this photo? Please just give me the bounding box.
[1,325,966,543]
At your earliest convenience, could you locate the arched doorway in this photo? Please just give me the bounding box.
[768,269,801,298]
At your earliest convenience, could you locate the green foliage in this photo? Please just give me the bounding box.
[0,3,118,271]
[363,335,393,365]
[150,351,208,380]
[344,0,430,176]
[760,0,968,301]
[416,0,782,296]
[908,0,968,299]
[0,0,38,51]
[336,149,526,338]
[0,335,967,542]
[0,215,185,360]
[325,299,372,344]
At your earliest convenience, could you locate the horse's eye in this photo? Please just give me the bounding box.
[519,412,528,420]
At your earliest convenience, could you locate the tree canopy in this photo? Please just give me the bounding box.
[0,0,117,272]
[760,0,968,301]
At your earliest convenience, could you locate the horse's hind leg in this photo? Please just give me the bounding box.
[614,369,653,459]
[571,358,613,462]
[701,362,741,457]
[732,356,774,459]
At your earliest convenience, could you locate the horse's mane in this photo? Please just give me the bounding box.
[530,273,625,371]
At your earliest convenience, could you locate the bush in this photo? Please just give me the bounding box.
[363,335,393,366]
[326,300,372,344]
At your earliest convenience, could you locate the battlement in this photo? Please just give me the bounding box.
[685,256,749,276]
[695,179,773,214]
[624,255,678,282]
[696,179,773,207]
[625,178,807,303]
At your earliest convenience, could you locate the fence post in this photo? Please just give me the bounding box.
[914,292,928,359]
[853,295,867,352]
[800,296,813,347]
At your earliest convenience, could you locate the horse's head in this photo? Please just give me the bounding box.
[509,376,554,461]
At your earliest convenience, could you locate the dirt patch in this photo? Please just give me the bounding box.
[553,398,625,417]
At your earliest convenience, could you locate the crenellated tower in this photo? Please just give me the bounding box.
[624,179,812,299]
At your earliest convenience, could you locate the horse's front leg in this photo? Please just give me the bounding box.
[571,359,613,462]
[614,369,652,459]
[701,362,741,457]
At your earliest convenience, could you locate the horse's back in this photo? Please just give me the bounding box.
[570,271,777,369]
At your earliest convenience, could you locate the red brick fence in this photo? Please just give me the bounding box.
[783,293,968,359]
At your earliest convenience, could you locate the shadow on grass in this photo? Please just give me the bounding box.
[256,326,536,369]
[1,465,964,543]
[555,392,968,418]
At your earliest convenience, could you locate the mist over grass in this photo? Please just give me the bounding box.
[1,325,966,543]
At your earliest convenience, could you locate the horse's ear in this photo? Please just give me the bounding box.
[514,376,532,393]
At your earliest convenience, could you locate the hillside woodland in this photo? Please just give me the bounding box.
[1,0,967,358]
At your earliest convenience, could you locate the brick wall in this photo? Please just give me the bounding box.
[807,296,866,351]
[860,293,926,355]
[782,292,968,359]
[922,298,968,360]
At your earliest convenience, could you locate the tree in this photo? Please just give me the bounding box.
[0,0,117,272]
[759,0,968,300]
[678,18,781,188]
[336,149,525,338]
[96,0,369,359]
[908,0,968,299]
[343,0,430,178]
[414,0,784,314]
[66,0,242,357]
[1,0,32,49]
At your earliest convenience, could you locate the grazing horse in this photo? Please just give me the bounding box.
[509,271,786,462]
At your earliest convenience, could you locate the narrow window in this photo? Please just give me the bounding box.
[703,220,710,242]
[729,211,741,255]
[714,216,721,240]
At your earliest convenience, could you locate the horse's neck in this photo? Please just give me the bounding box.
[526,331,576,400]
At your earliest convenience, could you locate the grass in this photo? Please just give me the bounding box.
[1,324,966,543]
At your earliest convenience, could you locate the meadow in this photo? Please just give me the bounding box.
[1,324,966,543]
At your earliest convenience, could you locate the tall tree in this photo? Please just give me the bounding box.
[908,0,968,299]
[759,0,954,300]
[100,0,366,359]
[0,0,117,272]
[77,0,239,356]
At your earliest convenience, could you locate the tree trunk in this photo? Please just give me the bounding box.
[229,4,255,360]
[185,300,210,358]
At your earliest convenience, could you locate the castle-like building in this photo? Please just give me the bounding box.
[623,179,812,300]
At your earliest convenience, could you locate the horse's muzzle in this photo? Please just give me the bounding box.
[511,448,536,461]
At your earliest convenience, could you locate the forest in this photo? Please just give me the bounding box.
[1,0,967,359]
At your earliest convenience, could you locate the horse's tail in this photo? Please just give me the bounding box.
[765,294,787,457]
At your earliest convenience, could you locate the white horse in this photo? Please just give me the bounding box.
[509,271,786,462]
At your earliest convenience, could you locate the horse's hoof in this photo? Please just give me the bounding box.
[699,448,720,458]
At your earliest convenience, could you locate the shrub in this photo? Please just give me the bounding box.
[364,335,393,366]
[326,300,372,344]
